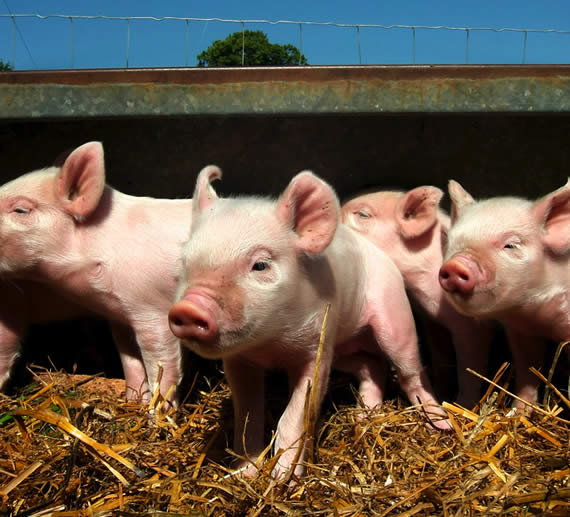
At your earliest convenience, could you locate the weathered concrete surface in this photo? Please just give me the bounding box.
[1,66,570,118]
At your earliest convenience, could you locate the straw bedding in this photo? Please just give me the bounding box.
[1,346,569,516]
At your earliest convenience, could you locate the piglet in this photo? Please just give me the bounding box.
[439,179,570,407]
[342,188,493,409]
[169,166,449,478]
[0,142,192,403]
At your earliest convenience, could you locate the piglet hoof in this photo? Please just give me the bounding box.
[430,416,453,432]
[270,449,305,484]
[228,459,260,479]
[270,464,303,488]
[354,403,383,422]
[421,405,453,432]
[124,386,152,406]
[508,387,539,417]
[506,404,534,418]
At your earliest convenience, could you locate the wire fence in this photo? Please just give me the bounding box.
[1,13,569,70]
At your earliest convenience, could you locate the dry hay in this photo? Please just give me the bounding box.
[1,348,569,517]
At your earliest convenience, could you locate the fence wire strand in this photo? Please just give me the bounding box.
[2,14,569,34]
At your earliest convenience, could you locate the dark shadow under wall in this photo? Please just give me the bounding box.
[2,114,568,201]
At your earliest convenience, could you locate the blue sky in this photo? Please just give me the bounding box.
[1,1,569,69]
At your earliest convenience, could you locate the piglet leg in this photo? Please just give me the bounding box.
[0,289,27,391]
[506,328,545,409]
[450,321,493,410]
[224,356,265,476]
[110,322,148,401]
[127,321,182,406]
[369,281,451,430]
[334,351,388,409]
[0,323,22,391]
[273,351,333,479]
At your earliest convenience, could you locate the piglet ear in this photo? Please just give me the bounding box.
[531,178,570,254]
[192,165,222,221]
[448,180,475,224]
[395,186,443,239]
[55,141,106,219]
[276,171,340,254]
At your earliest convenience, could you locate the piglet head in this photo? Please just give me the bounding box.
[440,179,569,319]
[0,141,106,275]
[169,168,340,359]
[342,186,444,259]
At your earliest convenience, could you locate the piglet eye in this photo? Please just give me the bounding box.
[504,243,519,250]
[357,210,370,219]
[252,261,268,272]
[9,197,35,214]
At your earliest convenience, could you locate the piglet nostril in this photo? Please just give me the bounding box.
[195,318,209,331]
[171,316,184,327]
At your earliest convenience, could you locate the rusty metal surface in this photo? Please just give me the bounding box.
[1,65,570,119]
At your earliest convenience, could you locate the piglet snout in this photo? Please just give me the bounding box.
[439,257,476,295]
[169,300,219,343]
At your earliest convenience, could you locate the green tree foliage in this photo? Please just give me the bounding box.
[197,30,308,67]
[0,59,13,71]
